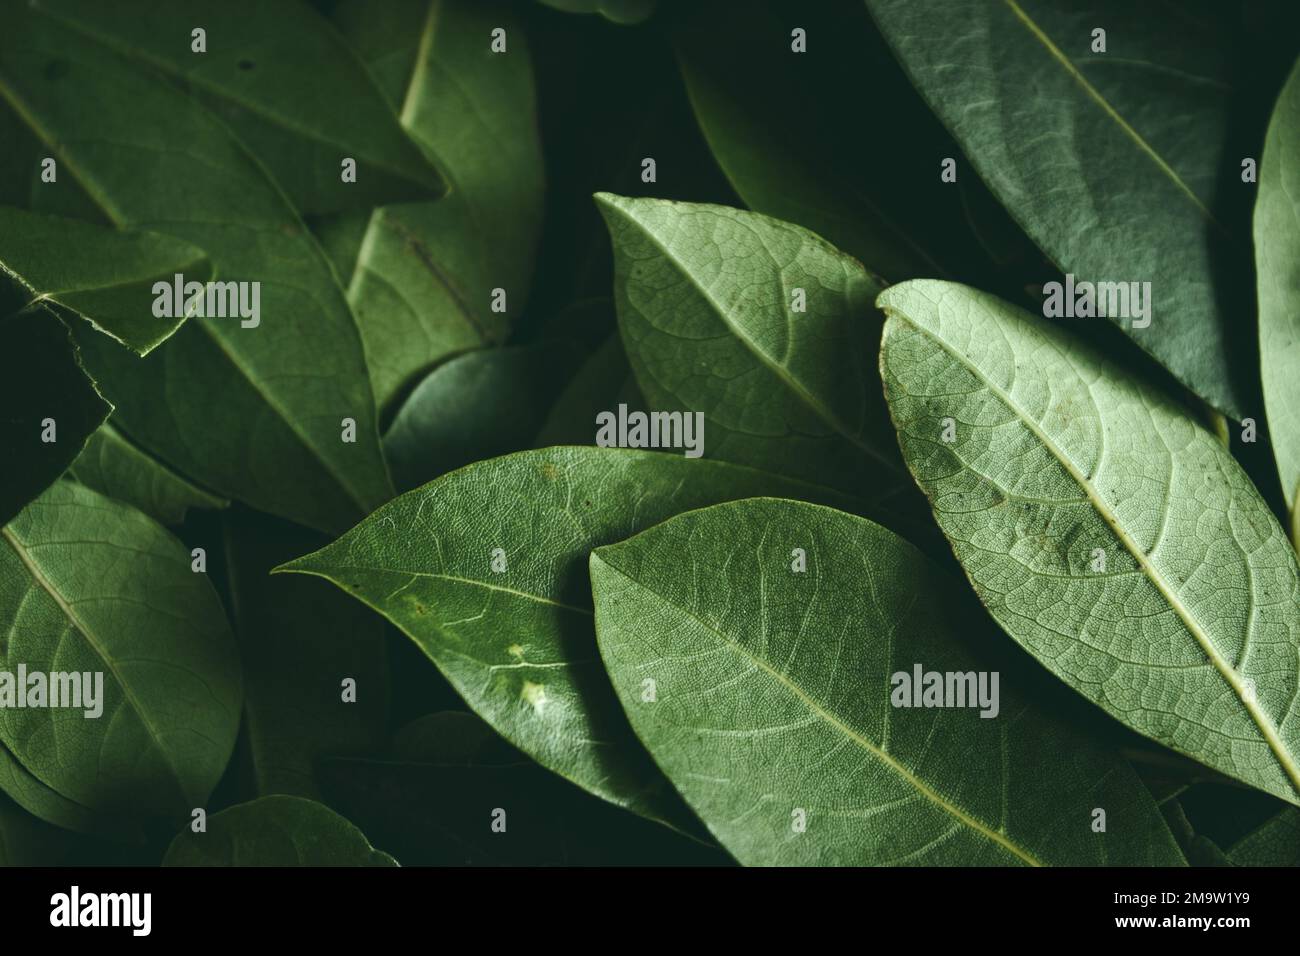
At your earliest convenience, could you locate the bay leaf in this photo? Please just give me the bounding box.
[1258,58,1300,523]
[223,510,388,800]
[162,795,396,866]
[597,194,908,498]
[0,301,110,528]
[333,0,545,411]
[0,5,394,533]
[68,423,227,526]
[0,481,242,826]
[538,0,657,26]
[278,446,870,830]
[866,0,1254,418]
[0,206,210,355]
[675,0,1015,281]
[33,0,444,215]
[590,496,1185,865]
[319,712,727,866]
[878,278,1300,805]
[384,342,580,491]
[1227,807,1300,865]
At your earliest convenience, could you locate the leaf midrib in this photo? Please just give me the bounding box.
[1001,0,1225,235]
[888,310,1300,800]
[593,553,1041,866]
[0,523,189,805]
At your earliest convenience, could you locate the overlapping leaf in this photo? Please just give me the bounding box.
[0,3,394,533]
[331,0,545,411]
[591,497,1185,865]
[867,0,1253,418]
[1258,58,1300,529]
[598,194,908,498]
[0,481,242,827]
[68,423,227,525]
[878,279,1300,804]
[278,446,870,830]
[162,795,397,866]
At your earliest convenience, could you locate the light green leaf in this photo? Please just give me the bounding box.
[591,497,1185,865]
[224,511,388,800]
[68,423,227,526]
[162,795,397,866]
[333,0,545,411]
[0,206,210,355]
[1258,58,1300,522]
[32,0,444,215]
[1228,807,1300,865]
[384,342,580,491]
[278,446,869,830]
[878,278,1300,804]
[0,296,110,528]
[0,481,242,827]
[0,4,394,533]
[866,0,1252,418]
[597,194,907,496]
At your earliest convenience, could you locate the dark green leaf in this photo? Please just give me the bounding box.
[0,301,110,528]
[866,0,1253,418]
[591,497,1185,865]
[1227,807,1300,865]
[534,332,645,447]
[224,510,388,800]
[0,206,210,355]
[538,0,657,26]
[333,0,545,410]
[0,481,241,827]
[162,795,397,866]
[0,4,394,533]
[68,423,227,526]
[384,342,581,491]
[34,0,444,215]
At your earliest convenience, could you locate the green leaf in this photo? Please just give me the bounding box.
[0,4,395,533]
[538,0,657,26]
[534,332,645,447]
[0,300,110,528]
[333,0,545,411]
[68,423,227,526]
[0,206,211,355]
[278,446,869,830]
[319,712,727,865]
[878,278,1300,805]
[33,0,444,215]
[1159,796,1230,866]
[675,0,1010,280]
[0,481,242,827]
[590,497,1184,865]
[384,342,581,491]
[1258,58,1300,521]
[0,792,70,866]
[162,795,397,866]
[1228,807,1300,865]
[597,194,907,496]
[866,0,1252,418]
[223,510,388,800]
